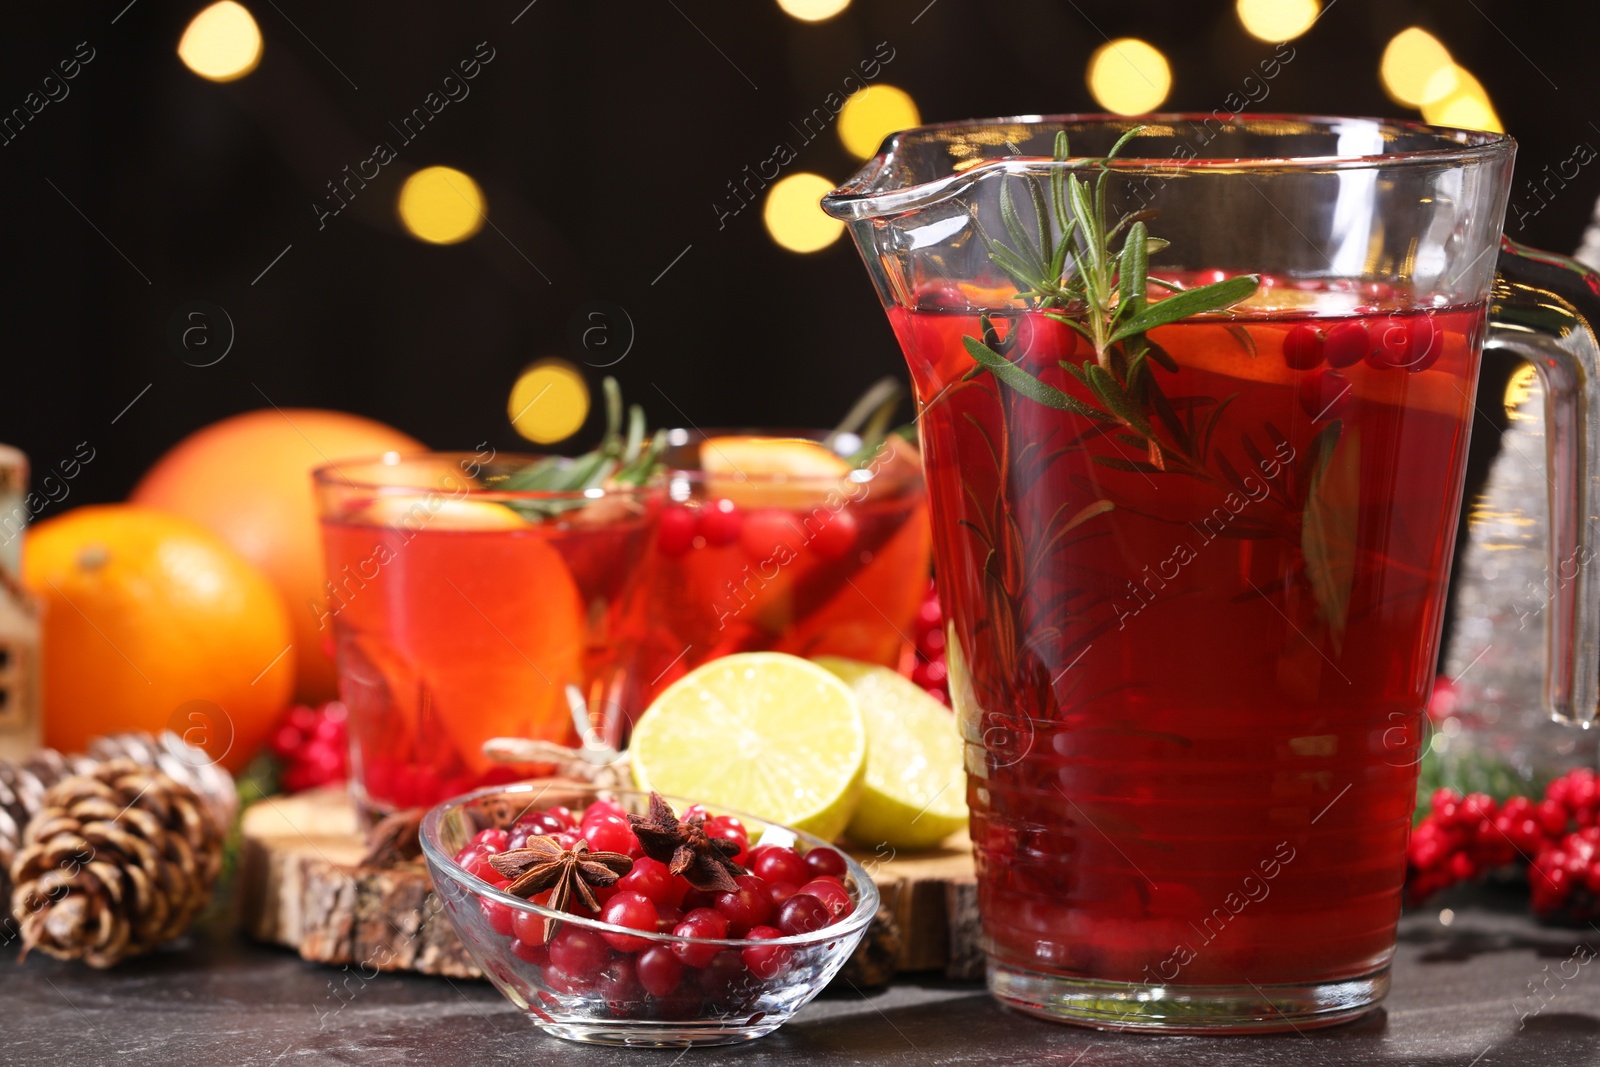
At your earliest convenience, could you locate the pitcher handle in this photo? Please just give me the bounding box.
[1489,237,1600,726]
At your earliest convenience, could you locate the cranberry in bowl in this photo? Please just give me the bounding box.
[418,781,879,1047]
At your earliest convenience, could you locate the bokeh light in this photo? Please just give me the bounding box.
[1236,0,1319,42]
[1381,28,1455,107]
[1422,67,1503,133]
[838,85,920,159]
[177,1,263,82]
[1087,39,1172,116]
[776,0,851,22]
[507,360,590,445]
[763,173,844,253]
[396,166,486,245]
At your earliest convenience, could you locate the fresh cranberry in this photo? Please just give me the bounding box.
[597,955,644,1017]
[752,846,809,886]
[552,829,583,851]
[671,909,729,968]
[1281,324,1324,370]
[481,897,516,937]
[583,798,626,822]
[657,506,698,557]
[767,881,800,907]
[654,903,685,933]
[547,926,612,980]
[798,876,851,920]
[740,509,800,561]
[512,907,548,945]
[543,964,594,995]
[618,856,678,906]
[704,814,750,863]
[809,508,859,562]
[1298,368,1352,421]
[698,948,756,1006]
[699,499,742,545]
[582,813,639,857]
[1322,321,1368,368]
[803,847,848,880]
[635,945,684,998]
[514,811,567,838]
[600,891,659,952]
[511,938,548,965]
[741,925,792,979]
[473,828,509,850]
[714,875,774,936]
[776,894,832,936]
[649,989,707,1021]
[458,846,504,886]
[681,887,717,912]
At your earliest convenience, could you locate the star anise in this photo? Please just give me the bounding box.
[487,836,633,940]
[627,791,746,893]
[359,807,424,868]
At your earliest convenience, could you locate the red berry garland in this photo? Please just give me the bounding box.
[269,702,350,793]
[1407,767,1600,922]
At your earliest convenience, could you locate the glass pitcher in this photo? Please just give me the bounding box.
[823,115,1600,1032]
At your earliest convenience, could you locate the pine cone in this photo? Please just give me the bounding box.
[87,731,237,833]
[10,759,225,968]
[0,749,96,932]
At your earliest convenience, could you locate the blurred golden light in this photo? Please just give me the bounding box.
[1236,0,1320,42]
[838,85,920,159]
[1381,28,1455,107]
[763,173,844,253]
[177,1,263,82]
[507,360,590,444]
[776,0,851,22]
[1421,66,1503,133]
[397,166,486,245]
[1086,39,1172,116]
[1504,362,1538,418]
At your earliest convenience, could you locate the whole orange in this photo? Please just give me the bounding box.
[130,409,422,703]
[23,505,295,770]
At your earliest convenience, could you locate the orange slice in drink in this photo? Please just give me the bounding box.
[700,435,852,509]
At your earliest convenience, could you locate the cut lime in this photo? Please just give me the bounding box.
[630,652,867,843]
[815,656,969,850]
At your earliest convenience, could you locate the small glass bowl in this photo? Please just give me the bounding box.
[419,782,880,1047]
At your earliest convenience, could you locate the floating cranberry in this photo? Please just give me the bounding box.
[752,846,809,887]
[714,875,775,937]
[803,847,848,880]
[797,876,851,920]
[1298,369,1352,421]
[741,926,793,980]
[699,499,742,545]
[635,945,684,998]
[915,282,968,309]
[548,926,612,980]
[600,891,659,953]
[1012,311,1076,367]
[776,893,832,936]
[1368,314,1442,372]
[740,508,800,561]
[1322,321,1368,368]
[657,506,697,557]
[1281,324,1324,370]
[809,508,859,561]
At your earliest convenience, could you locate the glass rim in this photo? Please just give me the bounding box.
[311,451,661,501]
[822,112,1516,222]
[418,781,881,950]
[663,428,924,488]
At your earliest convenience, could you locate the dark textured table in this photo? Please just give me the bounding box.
[3,886,1596,1066]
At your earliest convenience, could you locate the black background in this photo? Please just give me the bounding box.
[3,0,1596,510]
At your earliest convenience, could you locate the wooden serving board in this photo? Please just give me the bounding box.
[236,788,981,983]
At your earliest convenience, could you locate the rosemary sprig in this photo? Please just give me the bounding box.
[497,376,667,519]
[964,127,1260,471]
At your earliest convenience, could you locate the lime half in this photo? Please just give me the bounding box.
[630,652,867,843]
[815,657,969,850]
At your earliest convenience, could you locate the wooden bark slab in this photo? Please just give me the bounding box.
[236,788,980,982]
